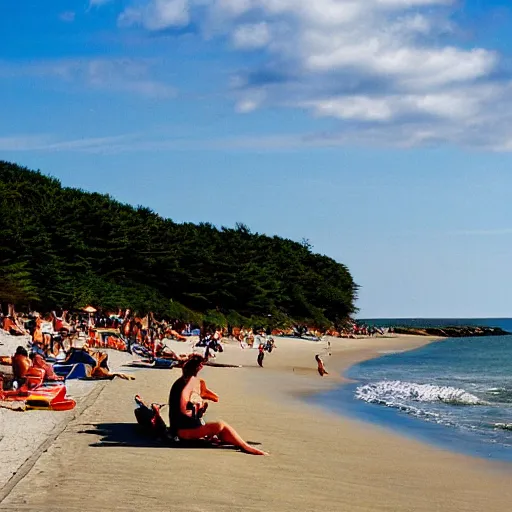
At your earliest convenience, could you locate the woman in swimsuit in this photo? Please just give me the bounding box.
[168,355,267,455]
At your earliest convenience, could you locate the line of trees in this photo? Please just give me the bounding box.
[0,161,359,329]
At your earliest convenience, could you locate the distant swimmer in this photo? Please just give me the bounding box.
[315,354,328,377]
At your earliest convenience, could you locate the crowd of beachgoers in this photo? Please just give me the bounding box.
[0,304,392,412]
[0,304,334,464]
[0,302,396,419]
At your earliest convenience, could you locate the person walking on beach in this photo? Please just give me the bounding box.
[257,341,265,367]
[315,354,328,377]
[168,355,268,455]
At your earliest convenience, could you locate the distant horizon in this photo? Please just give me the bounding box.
[357,317,512,320]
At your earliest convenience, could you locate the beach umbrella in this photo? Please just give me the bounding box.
[82,306,97,328]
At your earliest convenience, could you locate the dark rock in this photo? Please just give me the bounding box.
[393,326,510,338]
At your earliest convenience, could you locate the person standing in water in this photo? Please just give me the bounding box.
[168,355,268,455]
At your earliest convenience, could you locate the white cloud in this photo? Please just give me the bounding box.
[232,23,270,49]
[0,131,341,153]
[119,0,190,29]
[84,59,177,97]
[235,89,267,112]
[0,133,142,153]
[303,85,496,122]
[0,135,50,151]
[305,96,395,121]
[0,59,176,99]
[96,0,512,149]
[4,124,512,154]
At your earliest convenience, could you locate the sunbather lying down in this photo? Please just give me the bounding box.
[155,342,189,362]
[66,346,135,381]
[88,351,135,381]
[168,355,267,455]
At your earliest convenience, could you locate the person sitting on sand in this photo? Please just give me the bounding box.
[29,353,63,382]
[2,316,25,336]
[168,355,267,455]
[12,346,32,386]
[315,354,328,377]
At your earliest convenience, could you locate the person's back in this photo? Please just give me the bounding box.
[168,375,202,437]
[12,346,31,383]
[168,355,267,455]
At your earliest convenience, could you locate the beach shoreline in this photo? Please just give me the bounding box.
[1,332,512,511]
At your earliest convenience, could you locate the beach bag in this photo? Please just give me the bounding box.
[134,395,168,439]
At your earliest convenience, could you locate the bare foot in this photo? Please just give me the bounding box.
[243,445,269,455]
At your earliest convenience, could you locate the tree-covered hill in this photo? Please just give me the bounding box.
[0,161,358,328]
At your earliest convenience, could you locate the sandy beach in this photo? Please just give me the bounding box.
[0,331,134,493]
[1,333,511,511]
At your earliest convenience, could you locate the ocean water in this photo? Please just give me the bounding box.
[313,319,512,462]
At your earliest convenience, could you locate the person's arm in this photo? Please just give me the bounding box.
[180,383,195,418]
[181,379,208,418]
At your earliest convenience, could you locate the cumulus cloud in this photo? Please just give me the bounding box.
[232,23,271,49]
[95,0,512,149]
[119,0,190,29]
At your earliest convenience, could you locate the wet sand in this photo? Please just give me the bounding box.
[1,334,511,511]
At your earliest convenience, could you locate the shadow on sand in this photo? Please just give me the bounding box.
[77,422,261,451]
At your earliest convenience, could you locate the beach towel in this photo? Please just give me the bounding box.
[53,363,91,380]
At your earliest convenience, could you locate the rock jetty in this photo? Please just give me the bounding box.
[393,326,510,338]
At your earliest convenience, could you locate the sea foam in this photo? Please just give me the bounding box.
[494,423,512,431]
[355,381,486,407]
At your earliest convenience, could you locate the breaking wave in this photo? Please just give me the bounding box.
[355,381,487,407]
[494,423,512,431]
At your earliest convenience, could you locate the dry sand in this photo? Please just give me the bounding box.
[0,333,511,511]
[0,331,134,491]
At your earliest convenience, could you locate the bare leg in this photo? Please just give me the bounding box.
[112,372,136,380]
[178,421,268,455]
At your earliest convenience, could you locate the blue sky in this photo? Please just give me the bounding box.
[2,0,512,318]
